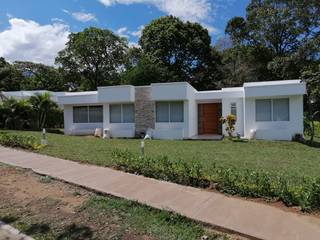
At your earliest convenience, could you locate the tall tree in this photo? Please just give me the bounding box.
[302,66,320,144]
[56,27,128,90]
[225,0,320,81]
[0,57,22,91]
[139,16,222,90]
[13,61,66,91]
[121,47,165,86]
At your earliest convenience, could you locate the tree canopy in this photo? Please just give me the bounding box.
[139,16,222,90]
[56,27,128,90]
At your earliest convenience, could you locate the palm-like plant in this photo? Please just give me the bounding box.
[29,93,58,129]
[1,98,33,129]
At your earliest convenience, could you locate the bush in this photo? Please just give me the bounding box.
[112,149,320,211]
[0,133,41,150]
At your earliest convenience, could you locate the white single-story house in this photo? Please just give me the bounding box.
[55,79,306,141]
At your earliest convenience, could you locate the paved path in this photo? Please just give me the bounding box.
[0,221,34,240]
[1,146,320,240]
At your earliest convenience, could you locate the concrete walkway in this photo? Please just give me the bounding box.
[1,146,320,240]
[0,221,34,240]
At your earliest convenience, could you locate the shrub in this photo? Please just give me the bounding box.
[220,114,236,138]
[112,149,320,211]
[0,133,42,150]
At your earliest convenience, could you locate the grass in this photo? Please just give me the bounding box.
[3,196,225,240]
[2,130,319,180]
[82,196,226,240]
[0,164,227,240]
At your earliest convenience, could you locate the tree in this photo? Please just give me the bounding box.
[121,48,165,86]
[0,98,34,129]
[0,57,22,91]
[29,93,59,129]
[139,16,222,90]
[302,66,320,144]
[221,45,275,86]
[13,61,66,91]
[56,27,128,90]
[225,0,320,81]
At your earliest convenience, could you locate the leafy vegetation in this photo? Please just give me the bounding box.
[56,27,128,90]
[112,149,320,211]
[0,94,62,130]
[2,131,320,210]
[0,132,41,150]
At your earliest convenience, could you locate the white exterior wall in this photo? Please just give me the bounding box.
[244,95,304,140]
[63,104,103,135]
[153,101,189,140]
[222,97,244,136]
[57,80,305,141]
[102,103,135,138]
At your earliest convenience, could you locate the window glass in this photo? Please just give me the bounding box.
[170,102,184,122]
[110,104,122,123]
[89,106,103,123]
[156,102,169,122]
[73,106,88,123]
[123,104,135,123]
[273,98,289,121]
[256,99,272,121]
[230,103,237,116]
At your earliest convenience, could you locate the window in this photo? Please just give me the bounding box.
[256,99,272,121]
[89,106,103,123]
[73,106,103,123]
[256,98,289,122]
[230,103,237,117]
[110,104,134,123]
[273,98,289,121]
[122,104,135,123]
[110,105,121,123]
[156,102,169,122]
[156,101,184,123]
[73,106,88,123]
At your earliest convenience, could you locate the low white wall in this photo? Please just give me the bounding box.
[222,97,244,136]
[244,95,304,140]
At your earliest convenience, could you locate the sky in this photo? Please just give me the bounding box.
[0,0,249,65]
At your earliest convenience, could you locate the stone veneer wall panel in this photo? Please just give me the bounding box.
[134,86,155,136]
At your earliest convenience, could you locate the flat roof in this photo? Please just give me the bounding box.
[244,80,301,87]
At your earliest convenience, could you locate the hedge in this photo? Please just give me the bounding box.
[112,149,320,211]
[0,133,42,150]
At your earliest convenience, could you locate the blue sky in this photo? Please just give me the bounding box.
[0,0,249,65]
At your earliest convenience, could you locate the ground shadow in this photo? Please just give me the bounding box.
[24,223,50,235]
[1,215,19,224]
[57,224,93,240]
[302,139,320,148]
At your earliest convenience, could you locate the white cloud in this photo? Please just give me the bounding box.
[201,23,220,35]
[98,0,211,22]
[130,25,144,38]
[116,27,129,38]
[51,18,65,23]
[116,25,144,39]
[63,9,97,22]
[0,18,70,65]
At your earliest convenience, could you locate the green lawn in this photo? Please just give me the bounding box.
[3,130,320,179]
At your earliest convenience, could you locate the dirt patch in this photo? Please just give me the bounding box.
[0,166,88,214]
[0,165,156,240]
[0,164,241,240]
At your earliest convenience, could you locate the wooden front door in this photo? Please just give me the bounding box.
[198,103,221,135]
